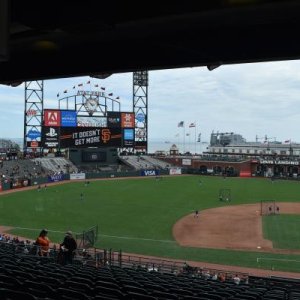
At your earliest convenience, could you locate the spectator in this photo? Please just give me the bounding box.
[203,270,210,280]
[36,229,50,257]
[218,273,226,282]
[60,231,77,265]
[233,274,241,285]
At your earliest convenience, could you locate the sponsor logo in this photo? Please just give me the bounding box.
[46,128,57,137]
[77,117,107,127]
[70,173,86,180]
[27,129,41,139]
[121,112,135,128]
[30,141,39,148]
[136,113,145,122]
[61,111,77,127]
[102,129,111,143]
[49,173,64,182]
[135,128,146,138]
[26,109,37,116]
[108,117,120,124]
[143,170,156,176]
[45,110,61,126]
[124,129,134,140]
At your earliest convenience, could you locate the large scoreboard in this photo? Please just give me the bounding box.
[42,109,135,149]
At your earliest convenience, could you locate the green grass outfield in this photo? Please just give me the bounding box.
[2,175,300,273]
[263,215,300,250]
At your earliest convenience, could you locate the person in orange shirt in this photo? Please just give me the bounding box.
[36,229,50,256]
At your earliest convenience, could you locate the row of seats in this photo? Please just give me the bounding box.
[0,242,299,299]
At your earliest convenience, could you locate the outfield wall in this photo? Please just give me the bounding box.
[0,169,170,192]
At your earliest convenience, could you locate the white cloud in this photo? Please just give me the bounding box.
[1,60,300,146]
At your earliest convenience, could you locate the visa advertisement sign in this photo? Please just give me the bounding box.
[61,110,77,127]
[141,169,159,176]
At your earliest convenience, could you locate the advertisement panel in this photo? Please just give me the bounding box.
[77,116,107,127]
[48,173,64,182]
[61,110,77,127]
[70,173,86,180]
[182,158,192,166]
[26,141,40,148]
[12,179,29,189]
[26,109,37,117]
[121,112,135,128]
[107,111,121,128]
[123,128,135,147]
[27,129,41,140]
[42,126,60,148]
[141,169,159,176]
[135,128,146,139]
[135,141,147,149]
[169,168,182,175]
[60,127,122,148]
[0,182,2,191]
[136,112,145,122]
[44,109,61,126]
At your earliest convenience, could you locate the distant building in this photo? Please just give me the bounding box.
[169,144,179,156]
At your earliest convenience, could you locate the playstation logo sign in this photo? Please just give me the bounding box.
[46,127,57,137]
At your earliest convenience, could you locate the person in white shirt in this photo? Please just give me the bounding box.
[233,274,241,285]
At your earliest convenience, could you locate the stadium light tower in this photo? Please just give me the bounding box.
[23,81,44,154]
[133,71,148,153]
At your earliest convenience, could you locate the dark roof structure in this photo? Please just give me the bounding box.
[1,0,300,83]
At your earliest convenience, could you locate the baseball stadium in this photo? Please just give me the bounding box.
[2,2,300,300]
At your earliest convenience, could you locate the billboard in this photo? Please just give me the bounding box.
[70,173,86,180]
[141,169,159,176]
[182,158,192,166]
[123,128,135,147]
[61,110,77,127]
[42,126,60,148]
[44,110,61,126]
[135,141,147,149]
[26,141,41,148]
[77,116,107,127]
[136,112,145,122]
[135,128,146,139]
[107,111,121,128]
[121,112,135,128]
[169,168,182,175]
[60,127,122,148]
[48,173,64,182]
[27,129,41,140]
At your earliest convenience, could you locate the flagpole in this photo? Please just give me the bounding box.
[183,123,186,154]
[195,124,197,155]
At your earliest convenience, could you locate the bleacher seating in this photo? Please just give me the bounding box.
[120,156,150,170]
[119,155,171,170]
[142,156,171,169]
[0,159,44,179]
[0,241,299,299]
[33,157,78,174]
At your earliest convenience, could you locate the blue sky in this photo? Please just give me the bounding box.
[1,60,300,144]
